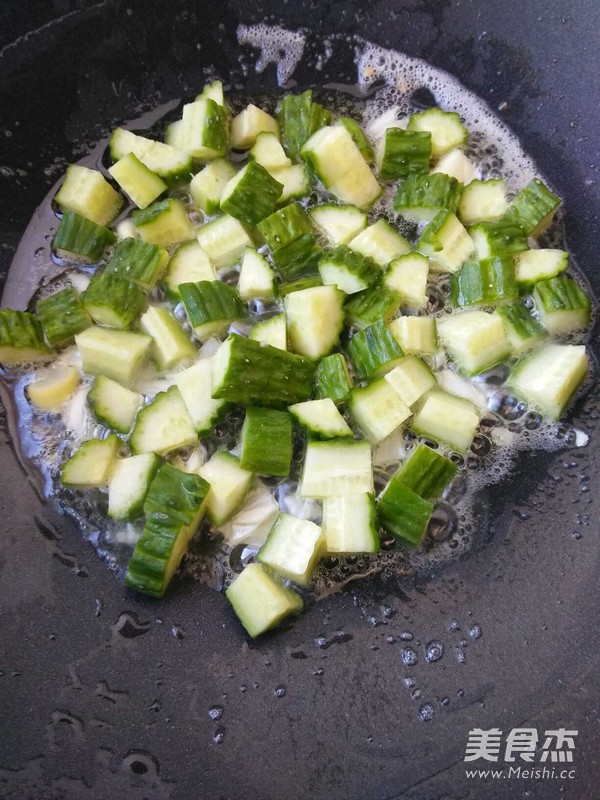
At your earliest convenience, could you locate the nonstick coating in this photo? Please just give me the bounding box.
[1,2,599,799]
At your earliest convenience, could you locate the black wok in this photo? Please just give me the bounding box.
[1,2,600,798]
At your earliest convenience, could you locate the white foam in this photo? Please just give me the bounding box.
[237,24,306,86]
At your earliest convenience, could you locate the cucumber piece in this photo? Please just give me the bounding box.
[108,152,167,209]
[196,214,254,269]
[396,442,457,501]
[417,211,474,273]
[508,343,588,419]
[104,238,170,293]
[309,204,367,246]
[75,327,151,384]
[284,285,345,359]
[164,241,215,300]
[174,358,227,435]
[220,161,283,227]
[198,451,254,525]
[514,249,568,289]
[302,125,365,187]
[88,375,142,433]
[300,439,373,498]
[269,232,322,281]
[132,198,195,247]
[328,162,382,210]
[27,366,80,411]
[258,513,325,587]
[377,128,431,180]
[314,353,352,404]
[170,99,229,160]
[257,202,312,250]
[412,389,479,452]
[231,104,279,149]
[469,219,529,259]
[195,79,226,107]
[533,276,591,334]
[189,159,238,215]
[61,434,121,489]
[0,308,50,366]
[504,177,561,236]
[344,281,402,330]
[496,302,546,355]
[451,257,518,307]
[82,272,146,329]
[109,127,192,182]
[130,385,197,456]
[179,280,245,341]
[322,494,380,554]
[108,453,162,520]
[225,562,303,638]
[279,276,323,296]
[289,398,352,440]
[407,108,468,158]
[348,219,410,268]
[430,148,477,184]
[55,164,122,226]
[270,164,311,205]
[388,316,438,355]
[237,248,277,300]
[438,310,510,375]
[347,318,405,379]
[53,211,115,263]
[349,378,411,444]
[318,246,378,295]
[458,179,508,226]
[393,173,461,222]
[384,355,437,407]
[338,116,374,162]
[249,131,292,171]
[278,90,332,161]
[249,315,287,350]
[211,334,316,408]
[383,253,429,308]
[240,407,293,476]
[139,306,197,369]
[124,464,210,597]
[377,478,433,547]
[36,287,91,347]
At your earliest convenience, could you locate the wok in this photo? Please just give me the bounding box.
[1,2,599,798]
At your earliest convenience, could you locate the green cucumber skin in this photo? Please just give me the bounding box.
[105,238,168,292]
[179,280,244,332]
[451,257,519,307]
[470,219,529,257]
[240,407,293,476]
[496,302,544,341]
[534,277,591,316]
[318,246,379,292]
[347,318,404,379]
[396,443,457,501]
[279,276,323,296]
[220,162,284,228]
[377,478,433,547]
[393,173,461,218]
[277,90,331,161]
[504,178,560,235]
[212,334,316,408]
[338,117,374,162]
[271,233,322,281]
[124,464,209,598]
[200,98,229,155]
[314,353,353,404]
[83,272,147,329]
[0,309,50,356]
[344,282,402,329]
[36,287,91,347]
[379,129,431,181]
[257,203,313,250]
[53,211,116,262]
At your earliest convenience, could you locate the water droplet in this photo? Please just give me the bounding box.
[425,640,444,663]
[441,697,450,706]
[208,705,223,721]
[171,625,185,640]
[274,685,286,698]
[313,668,324,677]
[411,688,422,700]
[113,612,151,638]
[213,727,226,744]
[427,505,457,541]
[402,647,418,666]
[404,676,416,689]
[469,624,482,639]
[399,631,413,641]
[449,619,461,631]
[419,702,434,721]
[315,635,329,649]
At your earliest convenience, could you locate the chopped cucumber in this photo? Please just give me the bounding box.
[347,318,405,379]
[469,219,529,259]
[451,257,518,307]
[318,246,378,295]
[284,285,345,359]
[411,389,479,452]
[277,90,332,161]
[226,562,302,638]
[179,280,245,341]
[231,104,279,149]
[88,375,142,433]
[496,302,546,355]
[458,179,508,226]
[438,310,510,375]
[104,238,170,293]
[258,202,313,251]
[62,435,121,489]
[27,366,80,411]
[196,214,253,269]
[271,164,311,205]
[348,219,410,268]
[344,281,402,330]
[314,353,353,404]
[237,248,277,300]
[240,407,293,476]
[289,398,352,440]
[189,159,237,214]
[195,80,226,107]
[393,172,461,222]
[300,439,373,498]
[322,494,380,554]
[301,124,363,186]
[388,316,438,355]
[249,315,287,350]
[164,241,215,300]
[383,253,429,308]
[198,451,254,525]
[349,378,412,444]
[108,152,167,209]
[75,327,151,385]
[258,513,325,586]
[83,272,146,330]
[384,355,437,407]
[309,204,367,246]
[132,198,195,247]
[249,131,292,171]
[110,127,192,182]
[130,386,197,456]
[504,177,561,236]
[328,163,382,210]
[396,442,457,500]
[174,358,227,435]
[407,108,468,157]
[53,211,115,263]
[378,478,433,547]
[220,161,283,227]
[108,453,162,520]
[533,277,591,334]
[55,164,122,226]
[37,287,90,347]
[417,211,474,273]
[139,306,197,369]
[514,249,568,289]
[377,128,431,180]
[169,99,229,161]
[338,116,374,162]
